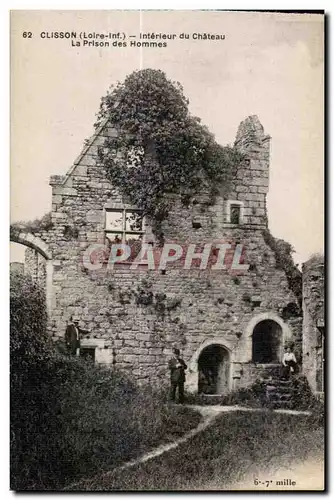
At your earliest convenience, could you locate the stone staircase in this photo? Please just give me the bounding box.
[263,376,295,409]
[194,365,299,409]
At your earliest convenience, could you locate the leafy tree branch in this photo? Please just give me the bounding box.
[96,69,243,240]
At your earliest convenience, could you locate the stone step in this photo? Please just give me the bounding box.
[270,400,293,409]
[277,384,293,391]
[279,394,292,401]
[266,385,293,393]
[268,379,293,385]
[261,378,293,386]
[276,389,294,396]
[266,393,292,401]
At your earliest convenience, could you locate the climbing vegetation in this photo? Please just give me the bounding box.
[262,229,302,307]
[10,212,53,238]
[95,69,243,239]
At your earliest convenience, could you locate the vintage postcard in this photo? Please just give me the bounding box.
[10,10,325,491]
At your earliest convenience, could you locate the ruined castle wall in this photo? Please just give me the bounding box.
[302,256,325,393]
[24,247,47,289]
[33,116,301,391]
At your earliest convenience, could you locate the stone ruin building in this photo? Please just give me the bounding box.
[11,114,324,397]
[302,255,325,396]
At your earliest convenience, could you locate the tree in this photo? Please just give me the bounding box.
[96,69,243,240]
[10,270,50,368]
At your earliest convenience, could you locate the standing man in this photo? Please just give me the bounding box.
[168,347,187,404]
[65,316,89,356]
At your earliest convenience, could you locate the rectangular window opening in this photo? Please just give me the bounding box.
[105,208,144,244]
[105,208,147,263]
[230,204,241,225]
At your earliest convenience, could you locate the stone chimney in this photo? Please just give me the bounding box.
[234,115,270,153]
[228,116,271,226]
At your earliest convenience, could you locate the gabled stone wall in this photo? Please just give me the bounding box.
[17,115,302,392]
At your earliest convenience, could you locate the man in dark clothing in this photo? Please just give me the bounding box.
[168,347,187,404]
[65,316,89,356]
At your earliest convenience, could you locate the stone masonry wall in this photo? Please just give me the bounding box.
[30,115,302,393]
[25,247,47,289]
[302,255,325,392]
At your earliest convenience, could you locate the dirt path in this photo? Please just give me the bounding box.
[186,404,312,418]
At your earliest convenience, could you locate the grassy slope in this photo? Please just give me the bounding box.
[11,353,202,491]
[74,411,324,491]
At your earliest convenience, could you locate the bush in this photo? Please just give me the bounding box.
[290,375,324,424]
[222,380,268,407]
[10,212,53,236]
[10,271,201,490]
[11,355,201,490]
[187,376,324,420]
[10,270,51,489]
[185,379,267,408]
[10,270,50,367]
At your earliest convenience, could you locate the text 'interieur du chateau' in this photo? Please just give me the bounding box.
[38,31,226,48]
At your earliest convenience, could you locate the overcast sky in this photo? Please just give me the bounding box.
[10,10,324,265]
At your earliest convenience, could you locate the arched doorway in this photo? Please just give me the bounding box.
[252,320,282,363]
[10,230,53,315]
[198,344,230,394]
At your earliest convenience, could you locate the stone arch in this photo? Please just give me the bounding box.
[10,231,53,314]
[245,312,292,339]
[11,231,52,260]
[186,337,235,394]
[188,337,235,371]
[241,312,293,364]
[198,345,231,395]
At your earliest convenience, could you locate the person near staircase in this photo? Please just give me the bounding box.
[281,345,297,378]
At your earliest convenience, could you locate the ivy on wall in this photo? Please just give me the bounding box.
[10,212,53,237]
[95,69,244,241]
[262,229,302,308]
